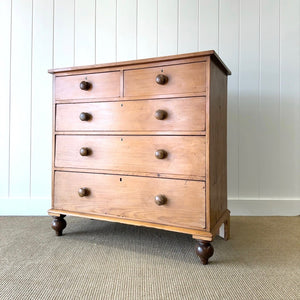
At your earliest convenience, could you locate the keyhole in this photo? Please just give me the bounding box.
[120,178,122,182]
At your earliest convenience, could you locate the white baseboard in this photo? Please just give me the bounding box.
[229,199,300,216]
[0,197,50,216]
[1,197,300,216]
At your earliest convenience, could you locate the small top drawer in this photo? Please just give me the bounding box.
[124,62,206,98]
[55,71,120,100]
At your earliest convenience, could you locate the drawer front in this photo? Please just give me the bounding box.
[55,71,120,100]
[124,62,206,98]
[56,97,206,132]
[55,135,205,180]
[54,171,205,229]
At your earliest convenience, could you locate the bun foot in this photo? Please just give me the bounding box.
[51,215,66,236]
[196,240,214,265]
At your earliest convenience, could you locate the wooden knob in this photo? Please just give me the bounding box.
[78,187,89,197]
[155,74,168,85]
[155,149,167,159]
[79,147,90,156]
[155,194,167,205]
[79,112,91,121]
[155,110,168,120]
[79,81,91,91]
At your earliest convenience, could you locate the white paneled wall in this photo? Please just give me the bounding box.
[96,0,117,63]
[0,0,299,215]
[137,0,157,59]
[74,0,96,66]
[0,1,11,200]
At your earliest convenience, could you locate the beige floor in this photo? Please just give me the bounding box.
[0,216,299,299]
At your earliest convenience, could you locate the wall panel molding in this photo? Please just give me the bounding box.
[0,0,12,198]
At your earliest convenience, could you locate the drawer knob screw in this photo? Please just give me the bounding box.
[78,187,89,197]
[155,74,168,85]
[79,81,91,91]
[155,110,168,120]
[79,112,91,121]
[155,194,167,205]
[155,149,167,159]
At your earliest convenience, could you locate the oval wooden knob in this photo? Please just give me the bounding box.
[155,110,168,120]
[79,112,91,121]
[155,74,168,85]
[78,187,89,197]
[155,194,167,205]
[79,147,90,156]
[155,149,167,159]
[79,81,91,91]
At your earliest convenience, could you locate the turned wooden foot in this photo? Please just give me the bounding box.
[51,215,66,236]
[196,240,214,265]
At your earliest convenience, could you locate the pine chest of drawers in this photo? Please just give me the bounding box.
[48,51,231,264]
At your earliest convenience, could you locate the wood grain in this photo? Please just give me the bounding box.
[124,62,206,98]
[54,171,206,229]
[49,50,231,75]
[55,97,206,132]
[55,135,206,180]
[50,51,231,257]
[53,131,206,136]
[207,58,228,229]
[53,167,205,181]
[51,76,56,208]
[48,208,211,237]
[55,71,120,100]
[54,92,207,103]
[52,57,208,78]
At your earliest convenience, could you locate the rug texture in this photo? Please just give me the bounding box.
[0,216,299,299]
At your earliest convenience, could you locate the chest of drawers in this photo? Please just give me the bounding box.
[48,51,231,264]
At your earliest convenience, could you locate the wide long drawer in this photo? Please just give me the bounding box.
[55,71,120,100]
[55,97,206,133]
[55,135,206,180]
[124,62,206,98]
[54,171,205,229]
